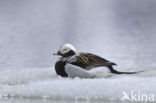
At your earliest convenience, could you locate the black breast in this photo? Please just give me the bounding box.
[55,60,68,77]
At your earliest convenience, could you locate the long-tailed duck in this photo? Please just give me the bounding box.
[53,43,139,78]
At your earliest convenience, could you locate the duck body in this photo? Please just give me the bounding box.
[53,44,140,78]
[54,52,117,77]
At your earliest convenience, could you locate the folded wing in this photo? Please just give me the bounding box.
[75,53,117,70]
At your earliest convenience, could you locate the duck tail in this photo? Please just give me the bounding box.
[108,66,142,74]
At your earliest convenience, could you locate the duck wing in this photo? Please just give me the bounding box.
[75,53,117,70]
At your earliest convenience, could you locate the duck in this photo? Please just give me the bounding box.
[53,43,139,78]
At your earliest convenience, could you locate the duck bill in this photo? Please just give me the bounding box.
[53,52,58,56]
[53,51,61,56]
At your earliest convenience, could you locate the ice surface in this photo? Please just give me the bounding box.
[0,67,156,102]
[0,0,156,103]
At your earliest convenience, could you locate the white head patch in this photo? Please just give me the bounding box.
[60,44,76,54]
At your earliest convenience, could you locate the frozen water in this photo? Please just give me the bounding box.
[0,67,156,103]
[0,0,156,103]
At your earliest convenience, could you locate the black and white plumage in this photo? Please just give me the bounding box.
[53,44,139,78]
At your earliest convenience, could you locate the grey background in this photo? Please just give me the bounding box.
[0,0,156,71]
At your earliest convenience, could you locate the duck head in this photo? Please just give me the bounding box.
[53,44,76,57]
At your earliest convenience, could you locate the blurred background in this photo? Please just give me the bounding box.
[0,0,156,71]
[0,1,156,103]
